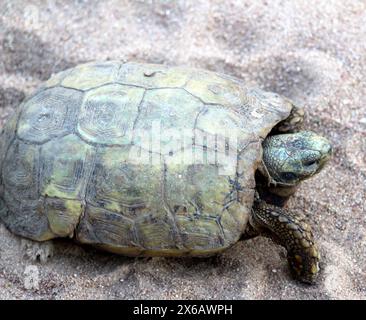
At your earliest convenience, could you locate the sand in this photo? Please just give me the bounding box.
[0,0,365,300]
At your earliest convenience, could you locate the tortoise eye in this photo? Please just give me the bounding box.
[304,160,318,166]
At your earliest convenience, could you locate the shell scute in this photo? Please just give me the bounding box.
[45,197,83,238]
[77,84,145,145]
[133,88,203,152]
[61,61,121,91]
[116,62,190,88]
[3,140,39,200]
[76,205,137,249]
[17,87,82,144]
[86,146,163,216]
[40,134,95,200]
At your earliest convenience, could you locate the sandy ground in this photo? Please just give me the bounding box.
[0,0,365,300]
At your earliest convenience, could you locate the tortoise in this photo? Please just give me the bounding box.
[0,61,332,284]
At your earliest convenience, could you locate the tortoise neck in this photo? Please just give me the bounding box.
[255,171,298,207]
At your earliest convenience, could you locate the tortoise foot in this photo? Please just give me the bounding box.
[251,199,320,284]
[20,239,54,263]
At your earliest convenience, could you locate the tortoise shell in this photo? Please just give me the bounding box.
[0,61,293,256]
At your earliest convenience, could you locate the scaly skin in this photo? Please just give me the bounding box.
[250,199,320,284]
[262,131,332,187]
[246,130,331,283]
[257,131,332,207]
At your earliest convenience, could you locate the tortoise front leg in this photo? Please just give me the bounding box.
[248,199,320,284]
[275,104,305,133]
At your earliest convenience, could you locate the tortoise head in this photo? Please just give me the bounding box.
[258,131,332,205]
[263,131,332,185]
